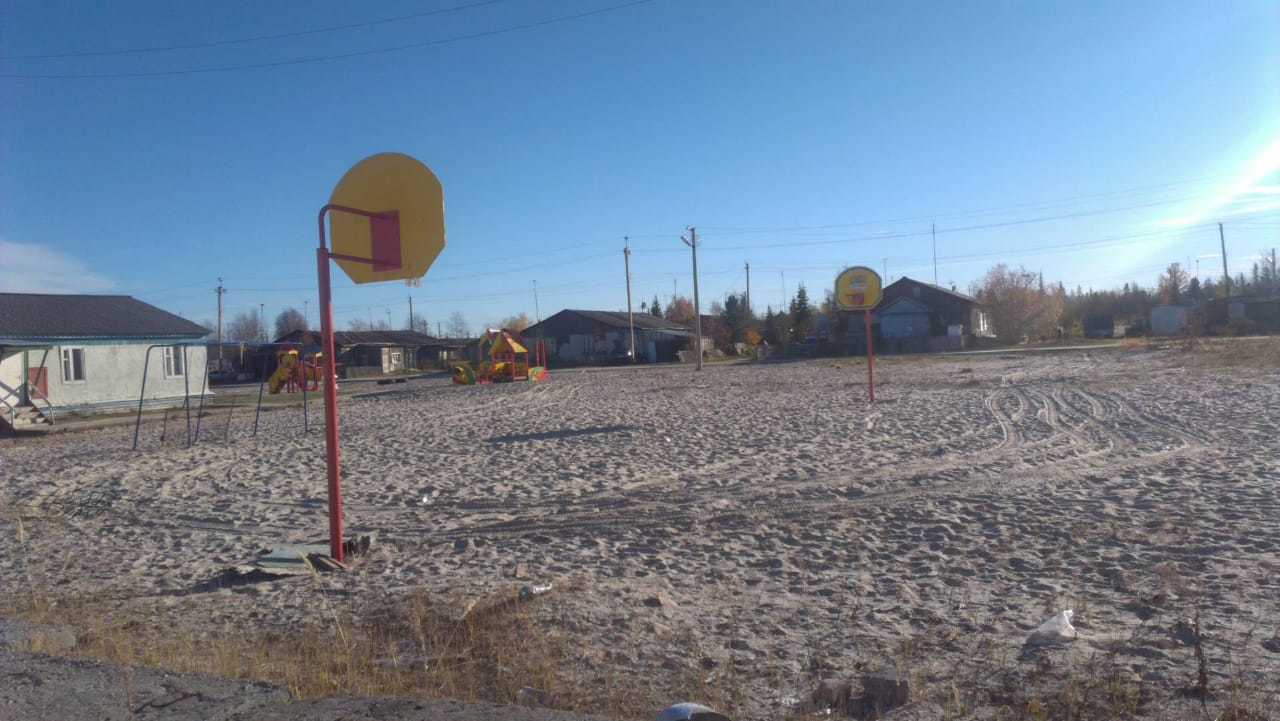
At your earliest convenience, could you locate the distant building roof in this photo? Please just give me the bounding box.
[885,277,980,305]
[536,309,692,332]
[277,329,438,346]
[0,293,208,340]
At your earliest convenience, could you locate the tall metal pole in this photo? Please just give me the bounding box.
[532,280,541,323]
[317,210,345,563]
[408,296,414,332]
[624,237,636,363]
[259,303,266,341]
[1220,222,1231,297]
[215,279,224,369]
[682,227,703,371]
[744,261,751,315]
[865,311,876,403]
[932,222,938,285]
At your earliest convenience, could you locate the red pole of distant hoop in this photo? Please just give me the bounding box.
[316,211,345,563]
[865,310,876,403]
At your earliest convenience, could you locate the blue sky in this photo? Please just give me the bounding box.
[3,0,1278,334]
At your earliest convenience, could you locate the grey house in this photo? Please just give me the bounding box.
[844,278,991,353]
[0,293,210,429]
[523,309,695,365]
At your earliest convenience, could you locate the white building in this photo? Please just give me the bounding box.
[0,293,209,430]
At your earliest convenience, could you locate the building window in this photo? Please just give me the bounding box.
[975,311,991,335]
[164,346,185,377]
[61,347,86,382]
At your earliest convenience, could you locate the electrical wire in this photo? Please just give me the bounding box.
[1,0,510,60]
[696,175,1225,236]
[0,0,657,79]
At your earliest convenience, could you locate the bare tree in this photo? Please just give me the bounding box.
[348,318,391,331]
[226,309,264,342]
[972,264,1063,343]
[1157,263,1189,304]
[274,307,308,339]
[446,311,470,338]
[494,313,530,333]
[410,315,433,335]
[664,295,696,325]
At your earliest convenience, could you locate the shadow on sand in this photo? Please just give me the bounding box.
[486,425,637,444]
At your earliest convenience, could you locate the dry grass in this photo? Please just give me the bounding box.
[3,583,667,719]
[0,498,730,720]
[1135,336,1280,370]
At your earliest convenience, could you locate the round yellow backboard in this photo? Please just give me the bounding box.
[329,153,445,284]
[834,266,883,310]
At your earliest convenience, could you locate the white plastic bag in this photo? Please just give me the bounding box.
[656,702,732,721]
[1027,609,1077,645]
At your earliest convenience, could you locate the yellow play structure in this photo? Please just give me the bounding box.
[452,329,549,385]
[268,349,324,394]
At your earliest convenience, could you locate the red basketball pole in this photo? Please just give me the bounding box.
[316,209,346,562]
[316,203,401,564]
[865,310,876,403]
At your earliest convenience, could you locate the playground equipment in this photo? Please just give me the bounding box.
[268,349,323,394]
[452,329,549,385]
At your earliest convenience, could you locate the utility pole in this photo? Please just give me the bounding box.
[386,308,392,327]
[883,258,888,283]
[780,270,787,310]
[532,280,541,324]
[408,296,414,332]
[744,261,751,315]
[437,321,443,337]
[1220,222,1231,297]
[215,278,225,369]
[259,303,265,342]
[623,237,636,363]
[932,222,938,285]
[304,299,309,330]
[681,227,703,371]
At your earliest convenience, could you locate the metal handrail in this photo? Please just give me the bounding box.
[25,380,55,425]
[0,380,29,427]
[0,394,15,427]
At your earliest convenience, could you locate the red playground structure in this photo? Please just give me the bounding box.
[453,329,549,385]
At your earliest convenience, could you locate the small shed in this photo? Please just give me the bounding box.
[1150,305,1189,336]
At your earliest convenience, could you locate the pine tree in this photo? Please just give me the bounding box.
[650,295,663,317]
[788,285,813,341]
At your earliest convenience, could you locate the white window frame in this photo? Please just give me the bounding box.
[61,346,87,383]
[163,345,186,378]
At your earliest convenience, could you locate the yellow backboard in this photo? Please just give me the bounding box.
[329,153,445,284]
[834,266,883,310]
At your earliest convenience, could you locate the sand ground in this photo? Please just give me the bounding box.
[2,343,1278,719]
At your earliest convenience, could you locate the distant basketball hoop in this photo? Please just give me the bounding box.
[405,277,422,287]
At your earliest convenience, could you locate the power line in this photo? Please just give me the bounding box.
[696,195,1228,254]
[696,175,1224,236]
[2,0,657,79]
[1,0,509,60]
